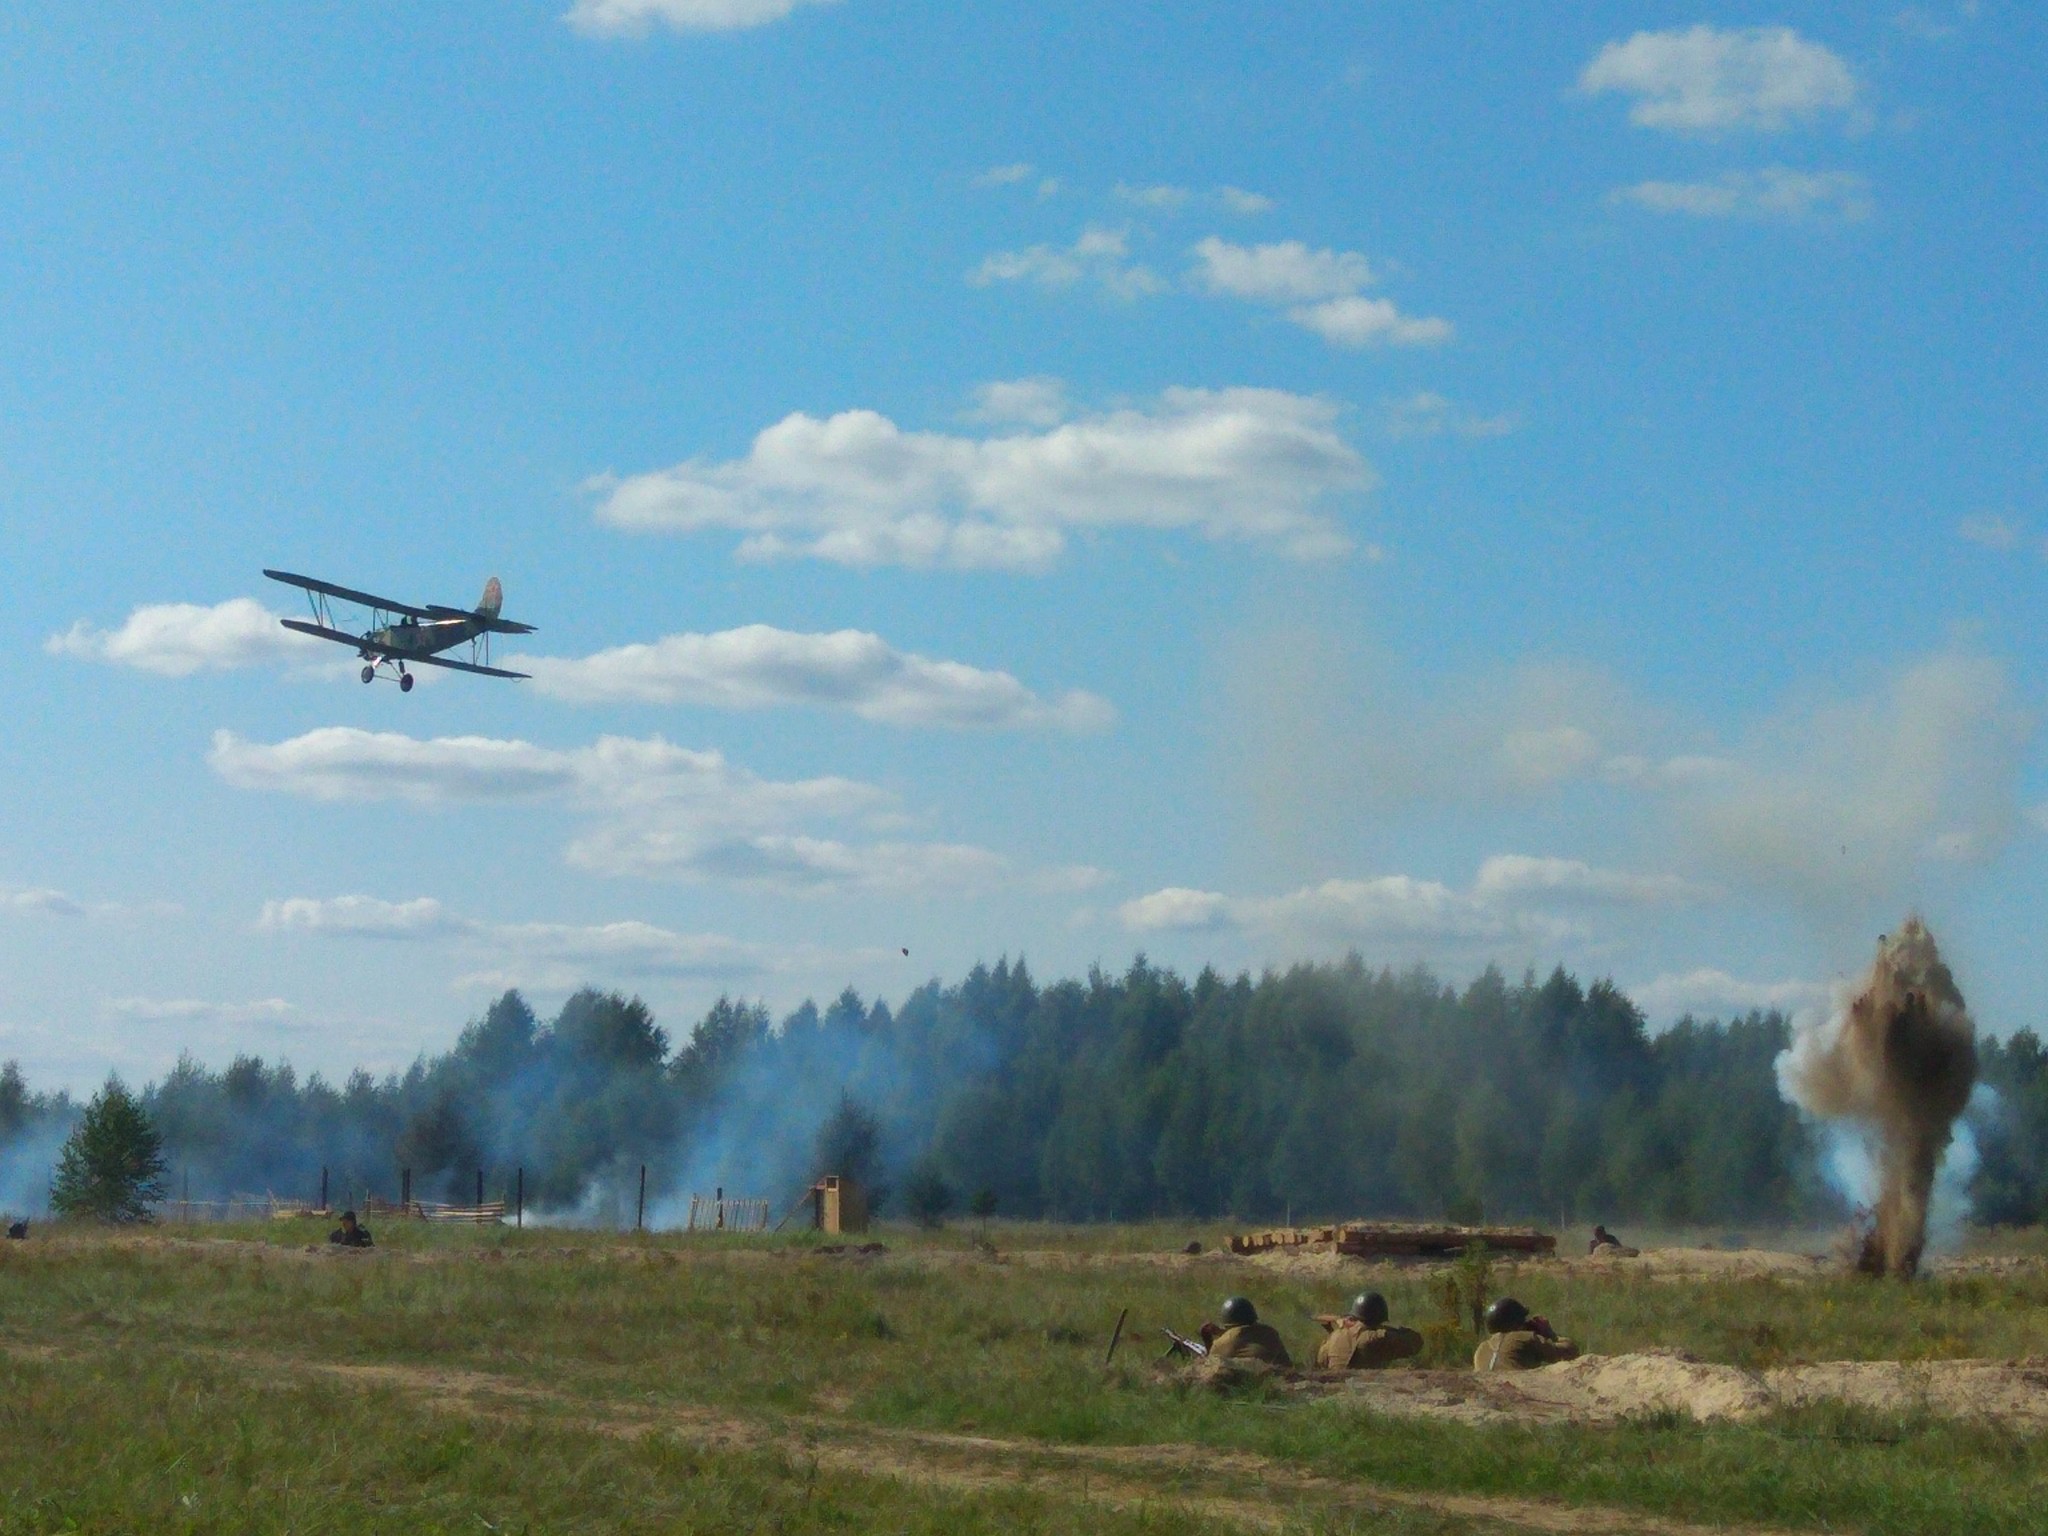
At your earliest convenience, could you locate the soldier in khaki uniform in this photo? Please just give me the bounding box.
[1473,1296,1579,1371]
[1313,1291,1422,1369]
[1202,1296,1293,1366]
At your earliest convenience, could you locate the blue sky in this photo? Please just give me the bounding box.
[2,1,2042,1090]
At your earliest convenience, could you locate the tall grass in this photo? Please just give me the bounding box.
[2,1221,2045,1533]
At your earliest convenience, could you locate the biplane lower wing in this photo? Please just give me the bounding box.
[280,618,372,649]
[408,653,530,680]
[264,568,434,620]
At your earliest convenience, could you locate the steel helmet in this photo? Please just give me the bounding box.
[1484,1296,1530,1335]
[1220,1295,1258,1327]
[1350,1291,1388,1327]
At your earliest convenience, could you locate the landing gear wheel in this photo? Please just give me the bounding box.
[399,672,414,693]
[361,665,375,684]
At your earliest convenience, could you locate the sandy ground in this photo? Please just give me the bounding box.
[1232,1351,2048,1431]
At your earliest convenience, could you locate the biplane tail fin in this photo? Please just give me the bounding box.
[477,577,503,618]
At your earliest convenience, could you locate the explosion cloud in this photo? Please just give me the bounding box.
[1779,918,1979,1277]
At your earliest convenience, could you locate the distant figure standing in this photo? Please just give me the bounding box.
[1473,1296,1580,1372]
[1314,1291,1422,1370]
[1201,1296,1293,1366]
[328,1210,374,1248]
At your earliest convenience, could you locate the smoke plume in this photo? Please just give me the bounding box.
[1778,918,1978,1277]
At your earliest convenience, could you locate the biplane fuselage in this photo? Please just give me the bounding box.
[263,569,534,690]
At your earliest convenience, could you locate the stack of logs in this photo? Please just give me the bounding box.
[1226,1221,1555,1259]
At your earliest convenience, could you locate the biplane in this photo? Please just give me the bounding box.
[263,569,535,691]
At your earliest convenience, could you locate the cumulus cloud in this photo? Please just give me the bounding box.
[263,893,765,982]
[1189,238,1451,349]
[973,162,1035,187]
[968,377,1069,427]
[970,227,1162,299]
[1384,391,1519,440]
[521,625,1112,731]
[1613,167,1873,221]
[3,887,86,918]
[1121,853,1702,955]
[588,386,1370,570]
[1580,25,1862,134]
[1628,968,1829,1023]
[1114,182,1192,211]
[1218,186,1275,215]
[564,0,835,36]
[260,894,463,939]
[46,598,320,677]
[1192,238,1373,302]
[213,728,1011,896]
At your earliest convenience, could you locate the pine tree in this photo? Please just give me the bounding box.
[51,1078,166,1223]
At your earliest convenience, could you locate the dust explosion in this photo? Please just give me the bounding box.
[1780,918,1978,1278]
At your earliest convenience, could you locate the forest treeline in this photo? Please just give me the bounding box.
[3,956,2046,1226]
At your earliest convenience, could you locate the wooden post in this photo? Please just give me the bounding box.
[715,1184,724,1230]
[320,1166,328,1212]
[515,1167,523,1229]
[476,1169,484,1207]
[401,1167,411,1212]
[637,1164,647,1232]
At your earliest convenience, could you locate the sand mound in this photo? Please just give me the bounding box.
[1564,1246,1831,1281]
[1318,1352,2048,1431]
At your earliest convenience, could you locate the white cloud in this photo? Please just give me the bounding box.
[1629,968,1828,1022]
[1116,887,1232,932]
[564,0,835,37]
[1290,296,1455,348]
[211,727,586,804]
[1580,25,1862,134]
[1613,167,1873,221]
[46,598,321,677]
[1114,182,1192,211]
[1191,237,1372,303]
[521,625,1112,732]
[1111,184,1272,215]
[1959,514,2022,551]
[588,386,1370,570]
[1894,3,1979,43]
[1121,853,1702,952]
[970,227,1163,299]
[263,894,768,984]
[1384,391,1519,440]
[1218,186,1275,215]
[260,894,462,939]
[3,887,86,918]
[968,377,1069,428]
[1190,238,1451,350]
[973,162,1035,187]
[214,728,1013,896]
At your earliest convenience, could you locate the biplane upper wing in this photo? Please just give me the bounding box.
[264,568,434,620]
[423,604,537,635]
[408,652,531,681]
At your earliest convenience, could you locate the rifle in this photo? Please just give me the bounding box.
[1160,1326,1209,1360]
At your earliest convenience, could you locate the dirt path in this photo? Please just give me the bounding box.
[260,1352,1804,1536]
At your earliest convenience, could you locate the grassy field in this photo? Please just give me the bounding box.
[1,1219,2045,1534]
